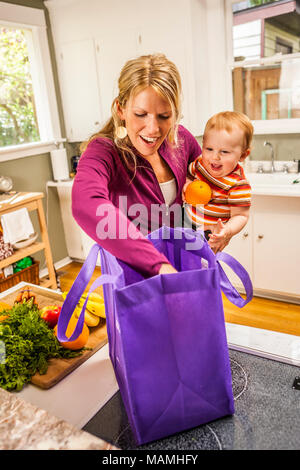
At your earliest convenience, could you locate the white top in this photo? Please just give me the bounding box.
[159,178,177,206]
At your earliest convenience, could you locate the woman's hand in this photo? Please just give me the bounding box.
[182,177,194,203]
[159,263,178,275]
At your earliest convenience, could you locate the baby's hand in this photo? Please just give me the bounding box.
[208,219,232,253]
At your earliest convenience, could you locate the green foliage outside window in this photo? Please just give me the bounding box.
[249,0,280,5]
[0,27,40,147]
[234,0,281,10]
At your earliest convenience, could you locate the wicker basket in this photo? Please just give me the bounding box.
[0,261,40,293]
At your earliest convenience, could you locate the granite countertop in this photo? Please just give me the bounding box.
[0,387,119,450]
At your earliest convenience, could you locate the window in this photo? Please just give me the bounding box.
[0,2,63,161]
[0,26,40,147]
[275,37,293,54]
[231,0,300,133]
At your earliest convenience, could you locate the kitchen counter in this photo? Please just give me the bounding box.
[47,170,300,198]
[0,282,119,450]
[0,387,118,450]
[1,285,299,451]
[247,172,300,197]
[84,349,300,450]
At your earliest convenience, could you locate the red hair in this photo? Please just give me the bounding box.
[204,111,253,150]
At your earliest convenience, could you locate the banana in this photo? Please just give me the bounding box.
[84,309,100,327]
[86,299,106,318]
[61,291,104,325]
[61,291,68,300]
[79,291,106,318]
[81,292,104,303]
[73,304,100,327]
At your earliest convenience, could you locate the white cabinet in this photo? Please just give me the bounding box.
[252,196,300,296]
[222,217,253,291]
[47,0,229,139]
[135,28,194,133]
[56,183,100,265]
[94,32,139,124]
[223,195,300,301]
[56,30,194,140]
[58,39,103,142]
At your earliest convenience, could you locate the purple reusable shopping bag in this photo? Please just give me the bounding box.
[57,226,253,445]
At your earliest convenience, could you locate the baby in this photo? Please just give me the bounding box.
[183,111,253,253]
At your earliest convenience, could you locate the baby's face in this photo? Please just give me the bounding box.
[201,127,249,179]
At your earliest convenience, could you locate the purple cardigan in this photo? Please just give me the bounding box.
[72,125,201,277]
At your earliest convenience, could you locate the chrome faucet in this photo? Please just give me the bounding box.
[264,141,275,173]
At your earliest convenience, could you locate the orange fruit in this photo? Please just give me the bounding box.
[185,180,212,205]
[54,313,89,350]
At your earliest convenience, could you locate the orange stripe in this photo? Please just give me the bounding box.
[205,205,230,214]
[228,193,251,200]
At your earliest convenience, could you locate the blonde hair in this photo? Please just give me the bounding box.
[203,111,254,150]
[80,54,182,172]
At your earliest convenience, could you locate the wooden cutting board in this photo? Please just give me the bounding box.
[1,285,108,389]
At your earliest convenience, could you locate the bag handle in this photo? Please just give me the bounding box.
[216,251,253,308]
[57,244,118,342]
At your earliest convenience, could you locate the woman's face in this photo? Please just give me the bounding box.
[117,86,174,159]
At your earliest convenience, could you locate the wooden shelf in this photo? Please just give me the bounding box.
[0,242,45,270]
[0,192,57,290]
[40,278,54,288]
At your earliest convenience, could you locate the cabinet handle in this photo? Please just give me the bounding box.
[243,232,249,238]
[258,234,264,239]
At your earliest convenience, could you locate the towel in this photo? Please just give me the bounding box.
[1,208,35,244]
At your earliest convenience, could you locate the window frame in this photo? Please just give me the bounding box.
[0,2,64,162]
[228,0,300,134]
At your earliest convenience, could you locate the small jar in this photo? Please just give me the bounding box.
[71,155,81,174]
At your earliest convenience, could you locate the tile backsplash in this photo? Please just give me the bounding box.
[243,160,299,173]
[249,134,300,162]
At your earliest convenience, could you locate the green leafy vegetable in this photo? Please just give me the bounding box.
[0,300,84,392]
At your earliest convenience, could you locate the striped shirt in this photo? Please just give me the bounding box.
[185,156,251,226]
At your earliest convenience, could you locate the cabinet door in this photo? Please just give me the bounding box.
[221,218,253,291]
[81,231,98,261]
[56,185,100,265]
[253,196,300,296]
[136,29,194,132]
[58,39,102,142]
[57,185,85,260]
[94,32,138,124]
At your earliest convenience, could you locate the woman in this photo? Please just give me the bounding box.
[72,53,201,277]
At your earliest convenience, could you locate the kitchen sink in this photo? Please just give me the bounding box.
[248,173,300,187]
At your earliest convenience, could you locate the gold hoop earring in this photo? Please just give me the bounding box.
[115,126,127,139]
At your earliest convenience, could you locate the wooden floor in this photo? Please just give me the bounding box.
[56,261,300,337]
[222,294,300,337]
